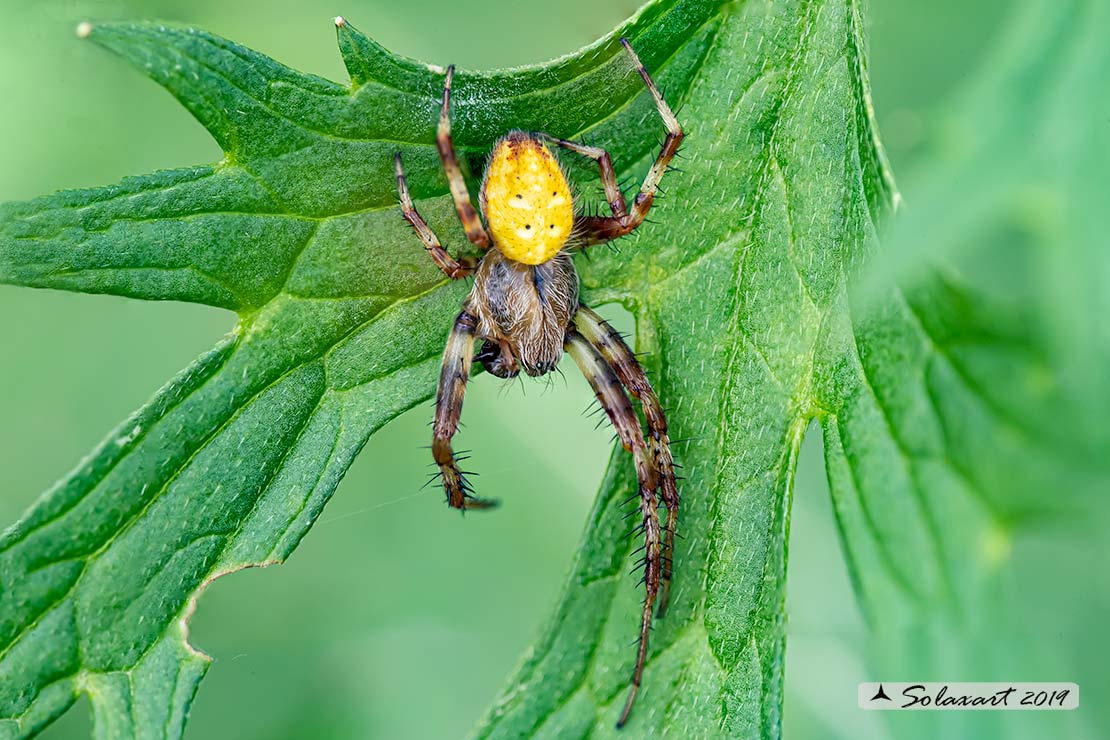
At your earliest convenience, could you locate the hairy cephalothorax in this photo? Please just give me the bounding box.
[393,39,683,728]
[470,249,579,376]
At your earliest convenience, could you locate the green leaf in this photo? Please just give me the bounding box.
[0,3,730,736]
[2,0,1099,738]
[823,2,1110,738]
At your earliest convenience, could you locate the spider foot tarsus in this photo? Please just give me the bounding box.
[434,446,498,511]
[618,486,662,728]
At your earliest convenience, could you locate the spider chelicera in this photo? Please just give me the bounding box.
[393,38,683,727]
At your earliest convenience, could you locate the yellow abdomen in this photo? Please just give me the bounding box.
[481,133,574,265]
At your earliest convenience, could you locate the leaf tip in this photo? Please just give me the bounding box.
[75,21,93,39]
[333,15,416,91]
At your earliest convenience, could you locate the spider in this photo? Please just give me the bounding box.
[393,38,683,728]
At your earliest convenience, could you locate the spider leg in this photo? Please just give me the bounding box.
[438,66,492,249]
[434,310,498,510]
[574,38,684,246]
[394,153,477,279]
[564,330,660,728]
[475,338,520,379]
[541,135,628,218]
[574,304,679,617]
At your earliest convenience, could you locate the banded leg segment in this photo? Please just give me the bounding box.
[394,154,476,279]
[437,66,491,249]
[542,135,628,218]
[576,38,684,246]
[574,305,680,616]
[434,311,497,510]
[565,331,661,728]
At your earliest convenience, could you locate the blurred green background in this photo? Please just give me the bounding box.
[0,1,1102,739]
